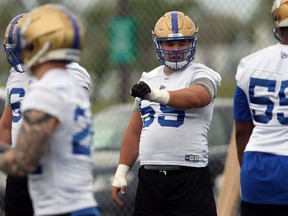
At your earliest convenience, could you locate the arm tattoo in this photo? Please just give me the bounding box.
[0,142,11,153]
[0,110,58,176]
[23,111,54,125]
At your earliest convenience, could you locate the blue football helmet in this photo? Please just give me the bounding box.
[3,14,26,72]
[152,11,198,70]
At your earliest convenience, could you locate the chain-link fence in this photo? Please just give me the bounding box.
[0,0,276,215]
[0,0,275,101]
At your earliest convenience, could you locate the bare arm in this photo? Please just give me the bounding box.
[168,84,211,109]
[235,120,254,166]
[131,81,212,110]
[0,107,13,145]
[111,111,142,206]
[118,111,142,166]
[0,110,59,176]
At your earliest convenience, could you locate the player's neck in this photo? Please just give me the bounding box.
[281,30,288,45]
[281,38,288,45]
[32,62,67,79]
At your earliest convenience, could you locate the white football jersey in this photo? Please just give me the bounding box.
[67,62,91,93]
[21,68,96,215]
[5,63,91,148]
[235,43,288,156]
[5,68,34,147]
[137,62,221,168]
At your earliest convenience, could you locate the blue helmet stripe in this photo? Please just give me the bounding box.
[58,5,80,49]
[171,11,179,34]
[8,14,23,44]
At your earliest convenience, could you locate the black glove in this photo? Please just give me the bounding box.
[130,81,151,99]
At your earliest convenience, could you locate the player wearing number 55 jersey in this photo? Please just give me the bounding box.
[111,11,221,216]
[0,4,100,216]
[234,1,288,215]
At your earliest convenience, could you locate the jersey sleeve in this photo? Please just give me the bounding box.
[67,62,91,93]
[191,77,215,99]
[233,85,252,121]
[21,88,65,122]
[4,88,10,107]
[191,63,222,92]
[234,58,252,121]
[4,72,14,107]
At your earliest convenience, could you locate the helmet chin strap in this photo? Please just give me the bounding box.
[165,59,189,70]
[25,42,81,70]
[25,41,51,69]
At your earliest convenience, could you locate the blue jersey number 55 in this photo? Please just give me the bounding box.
[250,77,288,125]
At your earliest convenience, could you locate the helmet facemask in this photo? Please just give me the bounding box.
[3,43,25,72]
[3,14,26,73]
[152,35,198,71]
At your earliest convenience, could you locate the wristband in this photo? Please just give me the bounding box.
[146,89,170,105]
[115,164,130,177]
[112,164,130,187]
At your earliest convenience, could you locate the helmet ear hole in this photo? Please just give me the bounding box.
[27,44,34,51]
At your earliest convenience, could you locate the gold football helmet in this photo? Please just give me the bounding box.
[16,4,84,69]
[272,0,288,41]
[152,11,198,70]
[3,14,26,72]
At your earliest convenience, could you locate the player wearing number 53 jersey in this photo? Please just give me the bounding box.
[111,11,221,216]
[0,4,100,216]
[234,1,288,215]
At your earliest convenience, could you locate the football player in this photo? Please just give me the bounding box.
[0,13,93,216]
[234,0,288,215]
[0,14,35,216]
[0,4,100,216]
[111,11,221,216]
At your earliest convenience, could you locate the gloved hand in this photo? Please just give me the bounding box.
[130,81,151,99]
